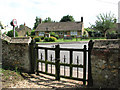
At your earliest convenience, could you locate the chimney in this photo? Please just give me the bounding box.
[24,22,26,26]
[81,17,83,22]
[39,18,42,24]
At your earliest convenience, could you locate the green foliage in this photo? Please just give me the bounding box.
[35,38,40,42]
[44,37,57,42]
[82,30,88,39]
[91,12,116,37]
[10,20,14,27]
[26,31,30,36]
[106,31,118,39]
[118,32,120,38]
[85,28,94,37]
[50,32,59,39]
[33,36,41,42]
[85,28,102,37]
[33,16,41,29]
[6,30,18,37]
[43,17,53,23]
[60,15,75,22]
[44,37,49,42]
[31,30,35,36]
[40,36,44,40]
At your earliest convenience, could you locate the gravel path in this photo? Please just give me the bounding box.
[8,73,84,88]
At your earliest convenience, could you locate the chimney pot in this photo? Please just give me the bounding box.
[81,17,83,22]
[40,18,42,24]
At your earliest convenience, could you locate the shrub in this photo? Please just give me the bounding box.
[50,32,59,39]
[54,35,59,39]
[40,36,44,40]
[49,37,57,42]
[106,31,118,39]
[44,37,49,42]
[26,31,30,36]
[6,30,18,37]
[31,30,35,36]
[118,32,120,38]
[50,32,55,36]
[44,37,57,42]
[82,35,89,39]
[33,36,41,42]
[35,38,40,42]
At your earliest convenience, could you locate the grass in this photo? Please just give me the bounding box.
[37,37,106,43]
[1,68,24,88]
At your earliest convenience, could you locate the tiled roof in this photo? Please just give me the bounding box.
[35,22,83,32]
[16,25,31,32]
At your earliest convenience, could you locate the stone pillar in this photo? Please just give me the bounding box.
[0,38,2,90]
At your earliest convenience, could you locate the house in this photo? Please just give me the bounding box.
[16,23,31,36]
[35,17,84,38]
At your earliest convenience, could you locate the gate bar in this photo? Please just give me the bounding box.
[83,45,87,85]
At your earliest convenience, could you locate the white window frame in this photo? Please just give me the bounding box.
[39,32,45,36]
[70,31,77,35]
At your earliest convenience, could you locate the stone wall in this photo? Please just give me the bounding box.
[91,39,120,88]
[2,37,32,72]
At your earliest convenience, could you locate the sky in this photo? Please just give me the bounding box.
[0,0,120,29]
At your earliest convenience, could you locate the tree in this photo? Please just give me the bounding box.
[10,20,14,27]
[7,30,18,37]
[43,17,53,23]
[60,15,75,22]
[91,12,116,37]
[33,16,41,29]
[31,30,35,36]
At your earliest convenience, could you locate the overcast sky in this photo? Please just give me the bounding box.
[0,0,120,29]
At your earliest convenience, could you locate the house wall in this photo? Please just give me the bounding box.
[35,31,39,36]
[36,30,82,38]
[91,39,120,88]
[81,23,84,35]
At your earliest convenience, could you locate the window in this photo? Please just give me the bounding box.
[39,32,44,36]
[70,31,77,35]
[59,32,63,35]
[64,32,67,35]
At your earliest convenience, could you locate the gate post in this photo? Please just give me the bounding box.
[88,40,94,86]
[29,39,37,74]
[55,44,60,80]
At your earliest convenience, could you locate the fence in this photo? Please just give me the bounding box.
[31,40,93,86]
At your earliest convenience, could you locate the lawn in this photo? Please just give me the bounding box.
[37,37,106,43]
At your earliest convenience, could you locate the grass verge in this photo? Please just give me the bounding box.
[37,38,106,43]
